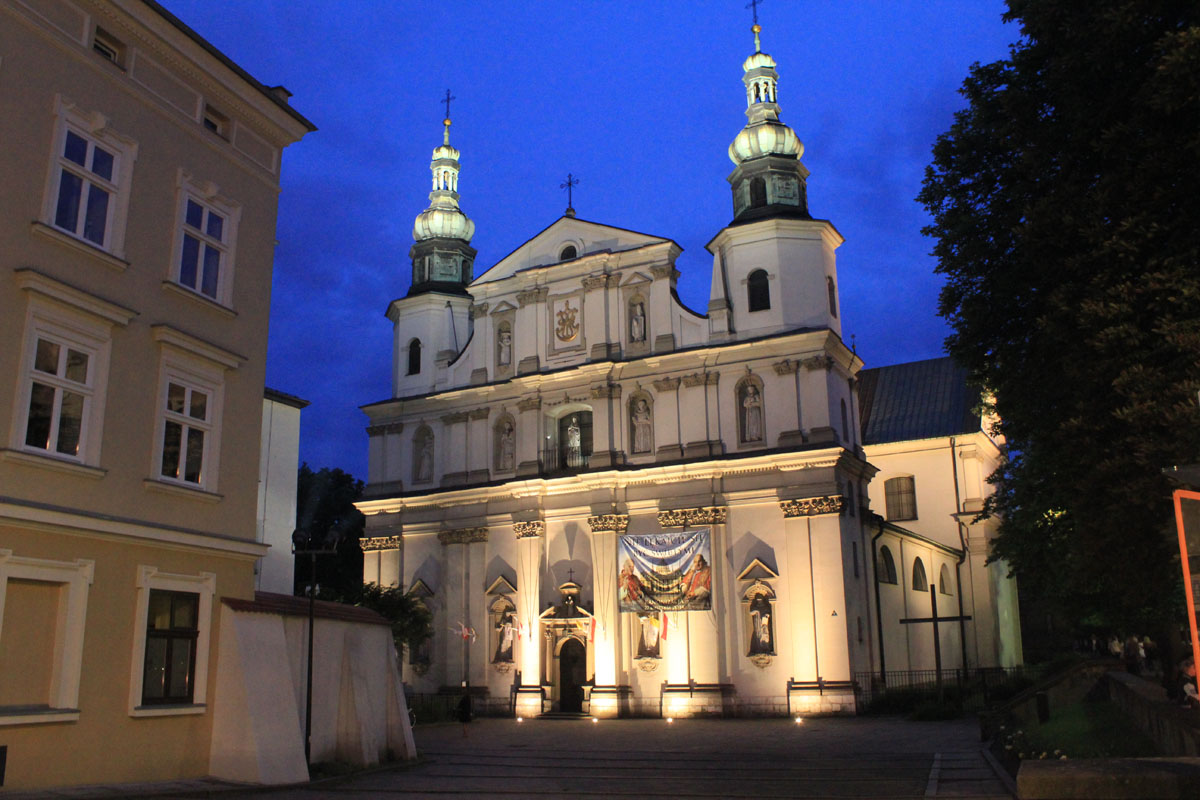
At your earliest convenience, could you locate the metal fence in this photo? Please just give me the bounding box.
[407,693,458,724]
[853,666,1033,712]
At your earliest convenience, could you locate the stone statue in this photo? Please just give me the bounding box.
[498,420,515,470]
[565,415,582,467]
[498,328,512,366]
[742,384,763,442]
[630,302,646,342]
[415,433,434,482]
[631,398,652,454]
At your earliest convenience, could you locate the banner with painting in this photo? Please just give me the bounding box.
[618,529,712,612]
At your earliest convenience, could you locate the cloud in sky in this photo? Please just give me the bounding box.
[166,0,1016,478]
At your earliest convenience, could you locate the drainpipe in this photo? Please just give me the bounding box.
[871,517,887,681]
[949,437,970,674]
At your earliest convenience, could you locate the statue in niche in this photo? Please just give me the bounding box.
[565,415,582,466]
[497,420,515,471]
[497,328,512,366]
[414,431,434,482]
[630,301,646,343]
[494,608,516,663]
[636,613,662,659]
[631,397,652,454]
[741,384,763,442]
[748,594,774,655]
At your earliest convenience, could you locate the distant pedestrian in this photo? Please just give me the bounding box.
[1124,636,1142,676]
[456,683,473,738]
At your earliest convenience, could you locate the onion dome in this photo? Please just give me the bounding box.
[413,117,475,243]
[728,23,803,165]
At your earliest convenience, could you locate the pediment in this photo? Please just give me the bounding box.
[620,271,653,288]
[737,558,779,582]
[486,575,517,595]
[406,578,434,598]
[488,300,517,315]
[474,216,673,285]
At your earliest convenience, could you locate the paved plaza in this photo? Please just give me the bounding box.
[220,715,1013,799]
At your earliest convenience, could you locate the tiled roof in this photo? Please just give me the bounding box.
[858,356,982,445]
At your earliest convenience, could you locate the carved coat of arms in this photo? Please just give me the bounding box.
[555,300,579,342]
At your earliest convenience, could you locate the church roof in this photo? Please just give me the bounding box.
[858,356,982,445]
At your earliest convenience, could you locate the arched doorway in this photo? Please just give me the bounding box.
[558,637,586,713]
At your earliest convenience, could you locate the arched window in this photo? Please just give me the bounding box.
[747,269,770,312]
[827,276,838,318]
[877,546,898,584]
[939,564,953,595]
[749,176,767,208]
[912,558,929,592]
[559,244,577,261]
[884,476,917,521]
[407,339,422,376]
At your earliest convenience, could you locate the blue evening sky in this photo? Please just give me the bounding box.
[165,1,1017,479]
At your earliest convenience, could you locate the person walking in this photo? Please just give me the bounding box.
[456,682,473,738]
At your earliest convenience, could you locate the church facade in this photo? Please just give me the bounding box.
[357,23,1019,717]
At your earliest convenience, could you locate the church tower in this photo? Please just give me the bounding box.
[706,19,844,341]
[388,106,476,395]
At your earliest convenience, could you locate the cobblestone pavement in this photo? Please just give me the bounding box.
[217,716,1014,799]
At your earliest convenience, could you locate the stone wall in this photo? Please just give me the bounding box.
[1106,671,1200,757]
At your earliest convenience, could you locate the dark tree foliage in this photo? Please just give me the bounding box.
[294,463,366,599]
[344,582,433,661]
[919,1,1200,630]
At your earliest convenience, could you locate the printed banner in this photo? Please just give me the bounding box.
[618,529,712,612]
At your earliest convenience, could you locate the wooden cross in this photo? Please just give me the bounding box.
[899,583,971,701]
[442,88,455,120]
[560,173,579,210]
[745,0,763,26]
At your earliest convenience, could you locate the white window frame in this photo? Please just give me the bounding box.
[7,274,131,470]
[40,96,137,258]
[128,566,214,717]
[0,550,95,726]
[147,326,240,497]
[170,172,240,308]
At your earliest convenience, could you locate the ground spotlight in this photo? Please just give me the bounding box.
[591,717,599,723]
[666,717,674,723]
[516,717,523,723]
[794,716,804,724]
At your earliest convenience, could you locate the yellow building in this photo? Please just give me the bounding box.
[0,0,313,789]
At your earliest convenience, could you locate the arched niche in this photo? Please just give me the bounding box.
[493,413,516,473]
[412,425,434,483]
[628,391,654,455]
[735,374,766,445]
[743,579,777,668]
[489,594,517,671]
[628,294,647,343]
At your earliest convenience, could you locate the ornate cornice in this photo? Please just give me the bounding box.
[780,495,845,517]
[440,411,470,425]
[517,287,548,307]
[649,265,679,280]
[652,377,680,393]
[360,535,403,552]
[468,408,491,421]
[469,302,490,319]
[773,359,799,376]
[587,514,629,533]
[514,521,545,539]
[365,422,404,437]
[582,274,617,291]
[437,527,489,545]
[682,371,719,388]
[590,383,622,399]
[658,506,727,527]
[802,355,834,372]
[517,397,542,412]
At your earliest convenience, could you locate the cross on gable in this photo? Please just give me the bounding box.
[560,173,579,209]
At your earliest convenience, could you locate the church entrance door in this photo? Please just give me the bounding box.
[558,637,586,713]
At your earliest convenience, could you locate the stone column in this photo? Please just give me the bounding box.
[653,377,682,461]
[800,355,837,445]
[440,412,469,486]
[513,520,545,717]
[516,397,542,477]
[437,527,488,689]
[587,513,628,717]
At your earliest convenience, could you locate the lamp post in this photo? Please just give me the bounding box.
[291,526,341,767]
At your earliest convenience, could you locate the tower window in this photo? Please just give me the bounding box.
[203,105,229,139]
[407,339,422,376]
[92,28,125,67]
[747,269,770,312]
[749,176,767,208]
[559,245,577,261]
[827,276,838,318]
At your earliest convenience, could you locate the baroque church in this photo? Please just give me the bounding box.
[357,21,1022,718]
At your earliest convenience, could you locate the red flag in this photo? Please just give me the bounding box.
[660,612,668,641]
[589,617,597,642]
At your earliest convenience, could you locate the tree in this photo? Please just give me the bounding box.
[347,582,433,662]
[294,463,366,599]
[918,2,1200,633]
